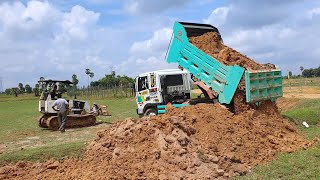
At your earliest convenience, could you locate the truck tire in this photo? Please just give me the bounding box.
[144,108,157,117]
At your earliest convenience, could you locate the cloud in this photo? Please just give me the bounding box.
[0,1,176,89]
[1,0,319,90]
[307,8,320,19]
[0,1,106,88]
[60,5,100,40]
[0,1,59,40]
[205,0,320,74]
[124,0,190,14]
[117,27,177,76]
[129,28,172,57]
[204,6,229,27]
[218,0,303,30]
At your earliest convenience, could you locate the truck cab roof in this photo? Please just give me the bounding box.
[137,69,189,77]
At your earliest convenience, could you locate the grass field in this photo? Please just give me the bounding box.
[0,88,320,179]
[0,94,137,165]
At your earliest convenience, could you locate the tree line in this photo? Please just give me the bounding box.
[4,83,38,97]
[90,71,134,88]
[4,74,80,97]
[301,66,320,78]
[284,66,320,79]
[4,69,135,97]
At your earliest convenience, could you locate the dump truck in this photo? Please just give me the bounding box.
[135,22,283,116]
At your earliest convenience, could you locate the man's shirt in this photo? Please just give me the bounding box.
[53,98,69,112]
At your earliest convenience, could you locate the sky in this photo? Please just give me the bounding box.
[0,0,320,90]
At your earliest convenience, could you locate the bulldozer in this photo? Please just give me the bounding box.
[38,80,96,130]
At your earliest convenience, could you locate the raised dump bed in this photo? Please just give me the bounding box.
[245,70,283,103]
[166,22,283,104]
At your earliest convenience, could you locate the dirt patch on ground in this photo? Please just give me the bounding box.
[282,86,320,99]
[283,86,320,94]
[283,93,320,99]
[0,104,311,179]
[189,32,275,71]
[276,98,300,112]
[0,145,6,155]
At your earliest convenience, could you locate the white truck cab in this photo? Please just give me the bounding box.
[135,69,191,117]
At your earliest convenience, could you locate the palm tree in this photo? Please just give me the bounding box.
[89,72,94,85]
[85,69,91,88]
[300,66,304,77]
[72,74,79,87]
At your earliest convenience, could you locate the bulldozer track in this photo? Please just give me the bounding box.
[38,115,50,128]
[44,114,96,131]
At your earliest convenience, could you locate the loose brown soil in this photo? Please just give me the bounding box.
[189,31,279,111]
[276,98,300,112]
[0,104,311,179]
[189,32,275,71]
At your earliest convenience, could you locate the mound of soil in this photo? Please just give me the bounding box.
[0,104,311,179]
[189,32,275,70]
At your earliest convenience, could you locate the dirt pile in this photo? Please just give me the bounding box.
[0,104,311,179]
[189,32,275,70]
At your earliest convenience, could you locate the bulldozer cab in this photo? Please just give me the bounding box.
[38,79,77,113]
[38,80,73,100]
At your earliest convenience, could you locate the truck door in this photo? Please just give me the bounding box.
[136,75,149,103]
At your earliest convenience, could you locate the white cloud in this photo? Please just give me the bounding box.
[61,5,100,40]
[1,0,319,90]
[118,27,176,76]
[0,1,106,88]
[129,28,172,57]
[0,1,58,40]
[307,8,320,19]
[223,23,316,69]
[205,1,320,74]
[204,6,230,27]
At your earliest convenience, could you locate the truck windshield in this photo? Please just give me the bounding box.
[137,76,149,91]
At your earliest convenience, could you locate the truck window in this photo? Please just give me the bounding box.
[166,75,183,86]
[137,76,149,91]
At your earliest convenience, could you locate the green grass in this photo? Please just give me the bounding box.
[0,141,86,166]
[0,94,137,143]
[0,94,138,163]
[282,99,320,126]
[0,95,39,143]
[236,143,320,180]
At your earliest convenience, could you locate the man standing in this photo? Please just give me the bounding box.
[52,98,69,133]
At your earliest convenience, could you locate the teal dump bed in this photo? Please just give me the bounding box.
[166,22,244,104]
[166,22,283,104]
[245,70,283,103]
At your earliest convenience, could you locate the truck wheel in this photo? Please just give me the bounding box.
[144,108,157,117]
